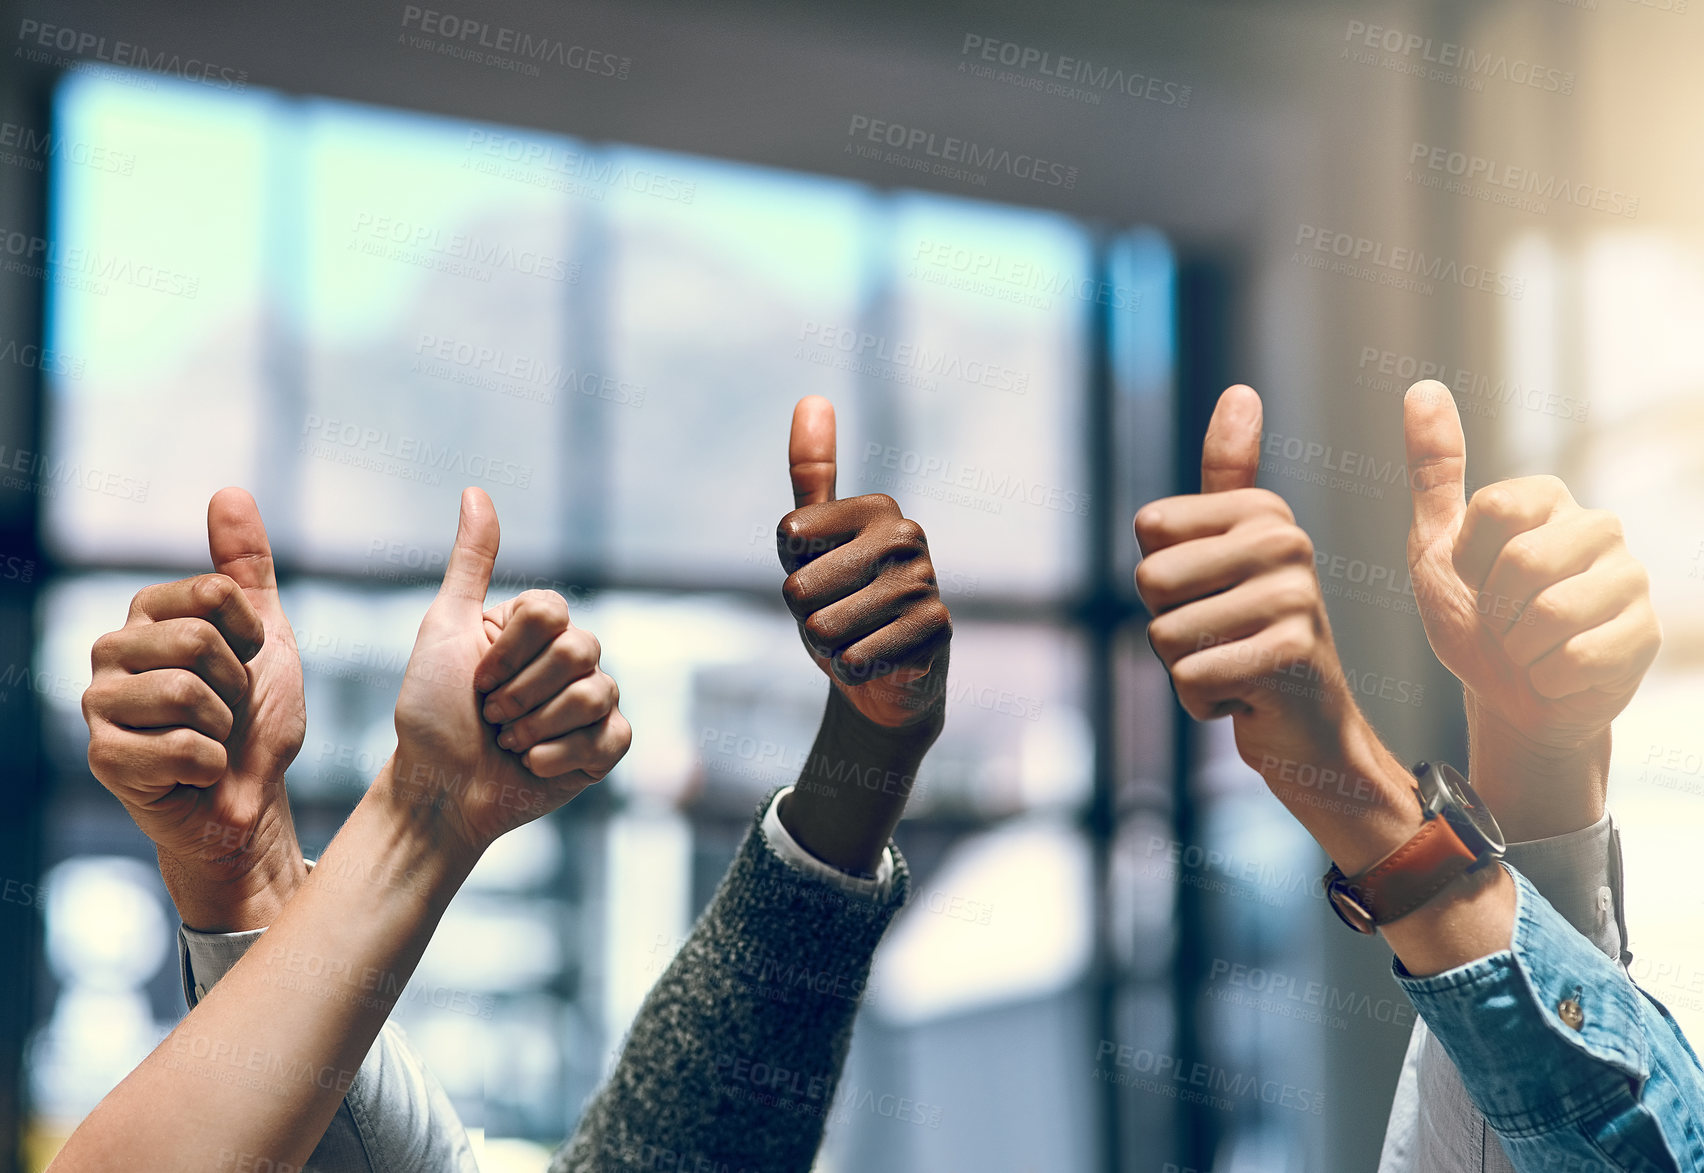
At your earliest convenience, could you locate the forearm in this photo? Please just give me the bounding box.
[53,760,475,1173]
[778,686,942,875]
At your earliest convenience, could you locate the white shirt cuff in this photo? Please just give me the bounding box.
[1502,811,1623,963]
[178,858,315,1008]
[759,786,894,900]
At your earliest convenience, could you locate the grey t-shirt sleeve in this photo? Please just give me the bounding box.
[179,917,479,1173]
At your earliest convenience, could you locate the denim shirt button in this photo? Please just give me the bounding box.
[1557,997,1585,1031]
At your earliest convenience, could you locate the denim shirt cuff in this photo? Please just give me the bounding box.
[1391,865,1650,1136]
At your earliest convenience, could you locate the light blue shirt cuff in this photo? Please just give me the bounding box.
[1395,866,1651,1133]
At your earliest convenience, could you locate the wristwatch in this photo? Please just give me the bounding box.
[1324,761,1506,934]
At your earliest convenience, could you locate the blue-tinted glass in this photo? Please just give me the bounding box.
[292,105,578,571]
[599,147,874,582]
[43,74,273,564]
[874,194,1092,598]
[1110,229,1178,597]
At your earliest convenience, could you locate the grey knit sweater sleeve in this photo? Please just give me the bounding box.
[551,791,911,1173]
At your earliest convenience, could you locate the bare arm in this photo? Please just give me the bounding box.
[55,488,630,1172]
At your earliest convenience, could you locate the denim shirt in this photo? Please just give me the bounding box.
[1382,815,1635,1172]
[1392,863,1704,1172]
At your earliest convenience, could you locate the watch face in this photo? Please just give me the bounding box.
[1425,762,1507,856]
[1324,871,1378,934]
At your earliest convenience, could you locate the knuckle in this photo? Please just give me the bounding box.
[1525,592,1563,628]
[1274,577,1319,619]
[578,628,602,666]
[864,493,900,516]
[90,631,120,669]
[1628,560,1653,600]
[1267,524,1314,566]
[163,726,203,762]
[1503,535,1544,577]
[922,599,952,637]
[1470,483,1520,522]
[162,671,199,710]
[1560,633,1603,673]
[85,730,112,772]
[802,613,839,650]
[1170,654,1209,696]
[188,619,225,661]
[1250,489,1294,523]
[1273,621,1319,668]
[1588,509,1625,544]
[1132,506,1162,543]
[893,577,936,609]
[779,573,812,615]
[1146,616,1178,659]
[887,518,926,549]
[519,590,570,630]
[776,514,809,546]
[191,573,238,611]
[1133,559,1169,606]
[1639,613,1664,659]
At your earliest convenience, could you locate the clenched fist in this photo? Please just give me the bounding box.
[1135,386,1366,770]
[776,396,951,730]
[82,488,307,930]
[1402,379,1660,835]
[382,488,631,859]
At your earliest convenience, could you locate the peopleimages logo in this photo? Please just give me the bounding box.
[957,34,1191,108]
[1341,20,1575,95]
[909,240,1143,313]
[1355,346,1589,423]
[796,321,1031,394]
[15,19,249,89]
[398,6,632,80]
[1293,225,1525,299]
[1408,142,1638,219]
[844,115,1078,190]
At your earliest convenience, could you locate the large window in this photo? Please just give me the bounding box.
[19,69,1309,1173]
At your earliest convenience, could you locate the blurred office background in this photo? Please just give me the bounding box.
[2,2,1703,1172]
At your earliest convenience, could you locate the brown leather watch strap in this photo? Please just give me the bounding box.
[1335,814,1481,927]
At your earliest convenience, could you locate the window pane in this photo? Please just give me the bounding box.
[600,149,873,583]
[294,106,579,570]
[44,76,272,563]
[876,195,1091,599]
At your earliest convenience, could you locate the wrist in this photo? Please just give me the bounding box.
[1381,860,1516,978]
[1260,716,1429,877]
[160,805,309,933]
[363,755,489,882]
[313,778,479,919]
[780,686,940,875]
[1465,698,1608,841]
